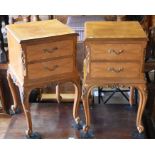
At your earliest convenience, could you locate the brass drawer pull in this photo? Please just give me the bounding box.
[43,47,58,53]
[44,64,59,71]
[107,67,124,73]
[108,49,124,55]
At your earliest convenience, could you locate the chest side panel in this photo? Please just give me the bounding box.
[7,31,25,84]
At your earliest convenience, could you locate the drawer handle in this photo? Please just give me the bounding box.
[108,49,124,55]
[44,65,59,71]
[43,47,58,53]
[107,67,124,73]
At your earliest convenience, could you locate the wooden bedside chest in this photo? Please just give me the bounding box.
[76,21,148,137]
[6,19,81,138]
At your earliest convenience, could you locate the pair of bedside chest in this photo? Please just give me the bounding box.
[6,19,147,138]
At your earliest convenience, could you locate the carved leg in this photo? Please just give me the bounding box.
[21,89,41,139]
[72,80,82,130]
[82,91,90,132]
[56,84,62,104]
[7,73,20,115]
[80,86,94,138]
[136,85,148,133]
[129,86,134,106]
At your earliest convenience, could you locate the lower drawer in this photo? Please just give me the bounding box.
[27,57,73,80]
[91,62,140,78]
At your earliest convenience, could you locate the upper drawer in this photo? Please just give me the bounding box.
[89,43,142,61]
[26,39,74,63]
[27,57,73,80]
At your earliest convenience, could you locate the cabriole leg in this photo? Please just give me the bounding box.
[56,84,62,104]
[21,89,41,139]
[7,73,20,115]
[72,80,82,130]
[80,86,94,138]
[129,86,135,106]
[136,85,148,133]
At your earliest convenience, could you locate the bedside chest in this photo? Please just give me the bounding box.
[6,19,81,138]
[77,21,148,137]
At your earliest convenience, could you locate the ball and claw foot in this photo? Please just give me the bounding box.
[137,125,144,134]
[131,125,145,139]
[80,125,94,139]
[25,130,42,139]
[9,105,21,115]
[72,117,83,130]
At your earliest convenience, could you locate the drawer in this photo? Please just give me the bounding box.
[26,39,74,62]
[90,43,142,61]
[27,57,73,79]
[91,62,140,78]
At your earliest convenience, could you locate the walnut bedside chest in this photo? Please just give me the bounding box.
[76,21,148,138]
[6,19,81,138]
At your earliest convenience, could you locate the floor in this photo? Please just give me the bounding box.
[0,115,11,138]
[0,92,143,139]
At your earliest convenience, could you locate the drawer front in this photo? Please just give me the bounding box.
[91,62,140,78]
[90,43,142,61]
[26,39,74,62]
[27,57,73,79]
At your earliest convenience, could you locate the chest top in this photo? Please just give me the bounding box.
[84,21,147,40]
[6,19,76,43]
